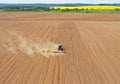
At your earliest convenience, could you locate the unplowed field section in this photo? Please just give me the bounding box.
[0,13,120,84]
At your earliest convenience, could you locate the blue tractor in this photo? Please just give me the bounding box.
[58,43,64,51]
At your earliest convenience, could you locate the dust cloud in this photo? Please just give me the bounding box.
[0,30,63,58]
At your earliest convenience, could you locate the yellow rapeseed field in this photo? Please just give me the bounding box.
[50,6,120,10]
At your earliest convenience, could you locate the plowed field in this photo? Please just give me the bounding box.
[0,13,120,84]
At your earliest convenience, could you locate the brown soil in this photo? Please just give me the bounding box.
[0,13,120,84]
